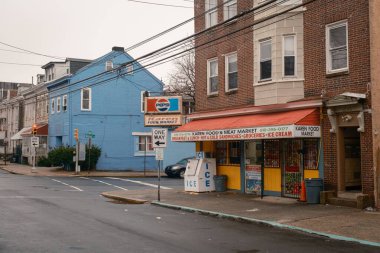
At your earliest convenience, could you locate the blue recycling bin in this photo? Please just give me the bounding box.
[305,178,323,204]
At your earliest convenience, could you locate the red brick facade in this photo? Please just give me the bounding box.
[303,0,373,196]
[194,0,255,112]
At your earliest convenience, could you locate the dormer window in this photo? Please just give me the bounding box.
[105,61,113,71]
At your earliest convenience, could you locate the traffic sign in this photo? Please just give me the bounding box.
[155,148,164,161]
[31,137,39,148]
[152,128,167,148]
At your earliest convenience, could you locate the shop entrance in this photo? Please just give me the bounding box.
[341,127,362,192]
[282,139,303,198]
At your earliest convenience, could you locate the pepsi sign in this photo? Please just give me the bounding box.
[145,96,182,113]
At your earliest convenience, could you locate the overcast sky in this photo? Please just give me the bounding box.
[0,0,194,84]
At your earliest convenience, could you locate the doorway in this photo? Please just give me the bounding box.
[342,127,362,192]
[244,141,263,195]
[282,139,303,198]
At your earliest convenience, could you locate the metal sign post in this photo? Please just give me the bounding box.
[31,137,39,173]
[155,147,165,202]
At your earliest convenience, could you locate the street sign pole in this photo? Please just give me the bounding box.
[75,140,80,174]
[158,160,161,202]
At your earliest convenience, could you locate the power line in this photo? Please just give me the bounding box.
[124,0,237,52]
[0,61,42,67]
[0,41,66,60]
[4,0,314,108]
[126,0,192,8]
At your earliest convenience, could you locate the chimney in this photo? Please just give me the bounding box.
[112,46,124,52]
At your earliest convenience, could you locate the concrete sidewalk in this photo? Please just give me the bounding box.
[102,189,380,247]
[0,163,157,177]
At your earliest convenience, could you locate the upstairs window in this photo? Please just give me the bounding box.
[50,98,55,114]
[225,53,238,91]
[205,0,218,28]
[283,35,296,76]
[126,64,134,75]
[326,21,348,73]
[63,95,68,112]
[81,88,92,111]
[57,97,61,113]
[207,58,218,95]
[224,0,237,20]
[105,61,113,71]
[260,39,272,80]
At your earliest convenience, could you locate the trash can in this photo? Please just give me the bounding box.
[305,178,323,204]
[213,175,227,192]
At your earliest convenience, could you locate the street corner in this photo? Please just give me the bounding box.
[101,190,150,204]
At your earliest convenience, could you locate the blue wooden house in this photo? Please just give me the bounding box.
[47,47,194,170]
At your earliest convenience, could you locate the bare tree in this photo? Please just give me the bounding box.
[166,43,195,106]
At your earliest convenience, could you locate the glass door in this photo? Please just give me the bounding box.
[244,141,263,195]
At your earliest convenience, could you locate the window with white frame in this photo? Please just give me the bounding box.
[138,136,153,152]
[260,39,272,80]
[224,0,237,20]
[51,98,55,114]
[326,21,348,73]
[141,91,147,113]
[81,88,92,111]
[126,64,134,75]
[283,35,296,76]
[205,0,218,28]
[207,58,218,95]
[63,95,68,112]
[57,97,61,113]
[105,61,113,71]
[225,53,238,91]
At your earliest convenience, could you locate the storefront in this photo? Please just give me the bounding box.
[172,108,322,198]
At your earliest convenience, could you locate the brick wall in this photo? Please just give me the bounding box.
[304,0,373,195]
[194,0,255,112]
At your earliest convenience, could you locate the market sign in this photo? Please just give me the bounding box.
[145,96,182,114]
[171,125,320,142]
[144,115,182,126]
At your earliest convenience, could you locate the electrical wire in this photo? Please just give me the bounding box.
[126,0,192,8]
[3,0,315,108]
[0,41,66,60]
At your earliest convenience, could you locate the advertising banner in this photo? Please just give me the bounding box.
[145,96,182,114]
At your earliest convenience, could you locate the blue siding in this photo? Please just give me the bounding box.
[47,50,194,171]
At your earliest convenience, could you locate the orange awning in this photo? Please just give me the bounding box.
[21,123,48,136]
[172,108,320,142]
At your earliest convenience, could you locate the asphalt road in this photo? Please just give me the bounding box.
[0,170,377,253]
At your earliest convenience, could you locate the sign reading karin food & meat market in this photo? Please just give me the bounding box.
[171,125,320,142]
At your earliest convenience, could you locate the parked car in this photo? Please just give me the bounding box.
[164,157,194,178]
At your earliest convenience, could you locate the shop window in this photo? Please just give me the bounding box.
[304,139,319,170]
[216,141,241,165]
[264,140,280,167]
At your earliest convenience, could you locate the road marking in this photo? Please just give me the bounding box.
[51,179,83,192]
[106,177,172,190]
[80,177,128,191]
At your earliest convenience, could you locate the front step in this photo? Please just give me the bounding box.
[328,197,357,208]
[321,191,372,209]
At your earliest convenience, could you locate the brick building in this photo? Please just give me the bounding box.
[173,0,380,207]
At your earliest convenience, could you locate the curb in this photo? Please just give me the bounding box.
[151,201,380,248]
[101,193,148,204]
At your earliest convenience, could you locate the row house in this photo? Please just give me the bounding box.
[0,82,32,161]
[173,0,380,207]
[8,59,91,164]
[47,47,194,170]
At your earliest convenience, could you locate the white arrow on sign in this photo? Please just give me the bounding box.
[152,128,168,148]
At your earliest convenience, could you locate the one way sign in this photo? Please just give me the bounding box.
[152,128,167,148]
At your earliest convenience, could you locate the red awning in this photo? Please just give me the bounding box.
[172,108,321,141]
[21,123,48,136]
[175,108,319,132]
